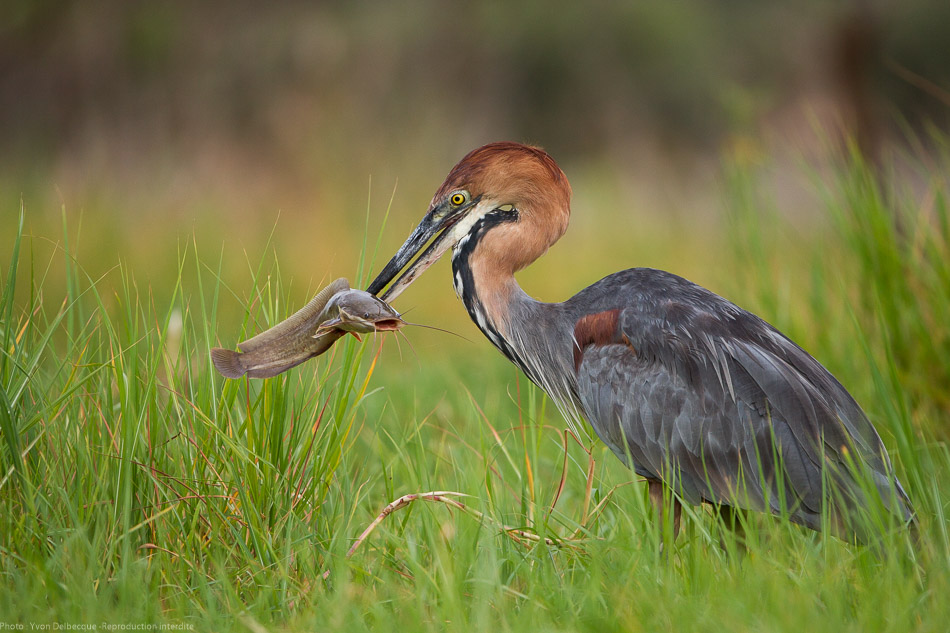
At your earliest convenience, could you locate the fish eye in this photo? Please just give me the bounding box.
[363,312,370,318]
[450,191,468,206]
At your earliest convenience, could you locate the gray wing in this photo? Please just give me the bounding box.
[570,269,912,535]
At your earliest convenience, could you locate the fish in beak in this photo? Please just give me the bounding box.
[211,282,405,379]
[314,290,406,337]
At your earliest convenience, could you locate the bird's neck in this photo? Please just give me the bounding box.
[451,233,524,358]
[452,234,583,422]
[449,206,553,338]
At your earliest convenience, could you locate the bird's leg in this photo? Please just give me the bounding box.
[714,504,747,554]
[648,480,682,547]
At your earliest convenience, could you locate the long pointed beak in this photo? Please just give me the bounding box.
[367,202,473,301]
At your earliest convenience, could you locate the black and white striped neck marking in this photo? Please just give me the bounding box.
[450,209,543,385]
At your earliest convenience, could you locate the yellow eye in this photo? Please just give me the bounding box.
[450,193,466,206]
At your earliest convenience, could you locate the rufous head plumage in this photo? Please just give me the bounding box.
[432,142,572,255]
[367,142,572,301]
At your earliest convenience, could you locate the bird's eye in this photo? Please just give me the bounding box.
[450,192,467,206]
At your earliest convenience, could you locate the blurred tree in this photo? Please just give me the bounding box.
[0,0,947,205]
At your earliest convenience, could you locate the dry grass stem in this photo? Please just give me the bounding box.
[322,486,599,581]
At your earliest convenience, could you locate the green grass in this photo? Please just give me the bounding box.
[1,150,949,632]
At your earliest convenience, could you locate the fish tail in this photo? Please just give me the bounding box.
[211,348,248,379]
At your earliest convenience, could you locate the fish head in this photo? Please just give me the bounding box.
[315,290,405,335]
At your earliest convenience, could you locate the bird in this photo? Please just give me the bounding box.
[365,141,913,545]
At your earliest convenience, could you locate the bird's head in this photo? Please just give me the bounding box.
[367,142,572,301]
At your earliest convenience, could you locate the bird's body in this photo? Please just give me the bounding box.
[367,142,913,542]
[460,265,910,534]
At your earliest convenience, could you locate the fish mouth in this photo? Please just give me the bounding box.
[372,318,405,331]
[315,316,405,335]
[366,197,479,302]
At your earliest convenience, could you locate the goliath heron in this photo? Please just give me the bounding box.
[366,142,912,543]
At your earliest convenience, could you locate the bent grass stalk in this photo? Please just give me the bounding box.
[331,462,630,579]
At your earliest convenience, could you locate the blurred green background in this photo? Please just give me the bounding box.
[4,1,949,289]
